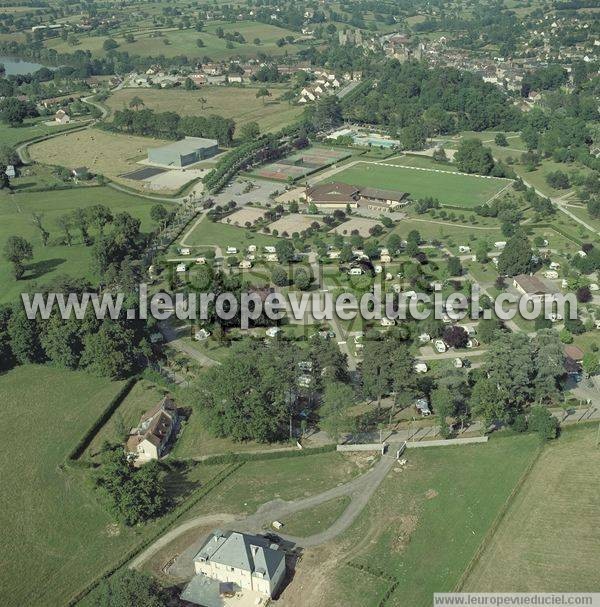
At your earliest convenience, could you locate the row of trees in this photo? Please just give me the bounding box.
[110,107,235,145]
[0,274,151,379]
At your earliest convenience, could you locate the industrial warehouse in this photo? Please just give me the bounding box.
[147,136,219,168]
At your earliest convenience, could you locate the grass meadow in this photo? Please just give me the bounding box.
[0,186,173,303]
[45,21,307,60]
[328,162,510,208]
[313,434,540,607]
[0,117,80,148]
[0,365,134,607]
[463,426,600,592]
[105,85,303,133]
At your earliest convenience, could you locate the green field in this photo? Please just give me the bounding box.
[311,434,540,607]
[464,426,600,592]
[0,117,80,148]
[0,365,133,607]
[46,20,307,60]
[0,186,173,303]
[328,162,510,208]
[183,451,373,518]
[282,496,351,537]
[181,218,276,250]
[106,85,303,133]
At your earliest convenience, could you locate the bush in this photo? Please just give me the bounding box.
[528,406,559,440]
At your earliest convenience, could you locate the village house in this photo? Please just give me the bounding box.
[125,396,179,463]
[181,529,286,604]
[54,109,70,124]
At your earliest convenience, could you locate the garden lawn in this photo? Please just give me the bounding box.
[318,434,540,607]
[183,451,375,517]
[0,186,173,303]
[328,162,510,208]
[281,496,351,537]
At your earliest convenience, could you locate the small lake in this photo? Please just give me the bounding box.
[0,56,47,76]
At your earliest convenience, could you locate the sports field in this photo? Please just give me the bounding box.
[0,187,173,303]
[106,85,303,133]
[463,426,600,592]
[328,162,510,208]
[254,147,350,181]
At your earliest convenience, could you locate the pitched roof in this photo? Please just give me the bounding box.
[360,186,407,202]
[195,530,284,581]
[513,274,554,295]
[564,345,584,362]
[306,182,360,203]
[126,396,177,453]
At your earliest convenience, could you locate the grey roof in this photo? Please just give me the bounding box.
[150,136,218,155]
[194,530,284,581]
[360,186,407,202]
[180,574,222,607]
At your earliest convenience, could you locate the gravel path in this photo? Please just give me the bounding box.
[131,451,398,573]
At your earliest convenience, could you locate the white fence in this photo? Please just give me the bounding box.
[405,436,488,449]
[336,443,386,453]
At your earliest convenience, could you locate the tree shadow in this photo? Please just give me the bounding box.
[26,258,67,279]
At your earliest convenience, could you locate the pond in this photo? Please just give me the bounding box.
[0,56,47,76]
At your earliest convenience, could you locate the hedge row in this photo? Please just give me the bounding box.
[189,443,337,466]
[529,222,584,246]
[67,461,244,606]
[64,377,138,463]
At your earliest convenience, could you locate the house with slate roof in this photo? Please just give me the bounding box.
[187,529,286,598]
[125,396,178,464]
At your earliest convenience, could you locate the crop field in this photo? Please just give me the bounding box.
[292,434,540,607]
[105,85,304,133]
[45,21,307,60]
[463,426,600,592]
[328,162,511,208]
[0,187,173,303]
[254,147,350,181]
[28,128,170,188]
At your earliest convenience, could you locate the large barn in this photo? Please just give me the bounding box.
[147,136,219,167]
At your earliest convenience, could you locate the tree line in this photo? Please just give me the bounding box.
[108,107,235,146]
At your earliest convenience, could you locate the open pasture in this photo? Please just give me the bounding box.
[463,426,600,592]
[105,85,304,133]
[0,186,172,303]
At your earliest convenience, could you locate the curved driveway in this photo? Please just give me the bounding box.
[130,451,397,571]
